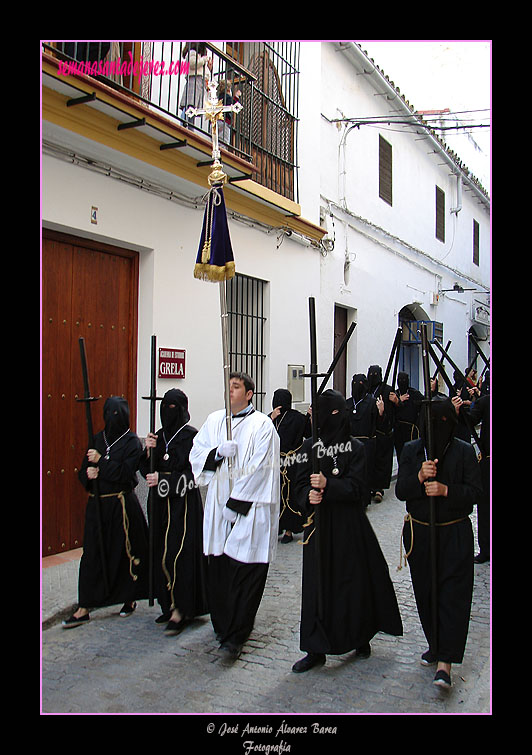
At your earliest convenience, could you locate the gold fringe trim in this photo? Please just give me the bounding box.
[194,261,235,282]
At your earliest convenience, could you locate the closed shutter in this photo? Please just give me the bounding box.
[473,219,480,265]
[379,135,393,206]
[436,186,445,242]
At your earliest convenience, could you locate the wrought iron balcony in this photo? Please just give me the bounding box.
[42,41,300,203]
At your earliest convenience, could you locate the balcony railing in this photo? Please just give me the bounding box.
[42,41,299,202]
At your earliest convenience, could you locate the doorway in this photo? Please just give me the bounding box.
[42,230,139,555]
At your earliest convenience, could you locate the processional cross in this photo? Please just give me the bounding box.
[188,78,243,489]
[186,79,243,185]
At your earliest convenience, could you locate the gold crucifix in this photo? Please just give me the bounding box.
[186,79,243,185]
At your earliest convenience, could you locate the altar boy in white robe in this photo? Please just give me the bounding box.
[190,371,280,660]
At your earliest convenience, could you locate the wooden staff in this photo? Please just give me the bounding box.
[76,337,109,595]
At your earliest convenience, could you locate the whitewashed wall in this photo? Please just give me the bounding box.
[296,42,490,389]
[42,154,321,433]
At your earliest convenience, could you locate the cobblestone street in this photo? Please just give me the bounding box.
[41,483,491,723]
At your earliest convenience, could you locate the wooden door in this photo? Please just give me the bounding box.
[333,305,348,397]
[42,231,139,555]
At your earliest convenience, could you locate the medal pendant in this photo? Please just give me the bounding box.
[163,453,169,461]
[332,467,339,476]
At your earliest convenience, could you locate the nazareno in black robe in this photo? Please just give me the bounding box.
[392,372,423,462]
[292,390,403,656]
[77,397,149,609]
[346,374,377,508]
[270,389,310,534]
[367,365,395,492]
[395,399,482,663]
[138,390,208,620]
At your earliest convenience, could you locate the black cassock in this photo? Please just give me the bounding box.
[395,435,482,663]
[139,423,208,620]
[468,394,490,559]
[393,375,423,462]
[346,375,377,508]
[292,435,403,655]
[270,389,310,535]
[77,401,149,609]
[367,366,395,492]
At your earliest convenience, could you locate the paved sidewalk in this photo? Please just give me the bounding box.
[41,482,491,716]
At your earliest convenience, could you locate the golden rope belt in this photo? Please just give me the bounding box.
[397,512,467,571]
[279,448,304,520]
[89,491,140,581]
[397,421,420,441]
[161,489,188,611]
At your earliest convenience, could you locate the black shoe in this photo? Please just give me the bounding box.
[280,533,293,543]
[474,553,489,564]
[420,649,437,666]
[119,602,137,617]
[155,612,172,624]
[433,669,452,689]
[219,641,243,659]
[164,617,190,636]
[355,643,371,659]
[292,653,326,673]
[62,612,90,629]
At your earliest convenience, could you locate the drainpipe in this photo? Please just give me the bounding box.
[450,173,462,215]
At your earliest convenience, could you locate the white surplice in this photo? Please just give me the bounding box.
[190,407,280,564]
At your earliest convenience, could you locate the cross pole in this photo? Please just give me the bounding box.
[76,337,109,595]
[189,79,242,490]
[141,334,164,606]
[301,298,326,622]
[420,323,439,659]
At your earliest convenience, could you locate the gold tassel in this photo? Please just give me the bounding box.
[194,261,235,282]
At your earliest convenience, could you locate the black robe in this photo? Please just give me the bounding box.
[139,425,209,619]
[346,393,377,507]
[292,436,403,655]
[369,380,395,491]
[395,437,482,662]
[393,387,423,461]
[77,429,149,608]
[450,376,474,443]
[468,394,490,558]
[270,408,310,533]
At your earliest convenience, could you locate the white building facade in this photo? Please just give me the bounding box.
[41,40,490,554]
[298,41,490,394]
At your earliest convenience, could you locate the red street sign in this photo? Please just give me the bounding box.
[158,348,185,379]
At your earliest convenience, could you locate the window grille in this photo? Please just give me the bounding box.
[226,42,300,201]
[226,273,267,412]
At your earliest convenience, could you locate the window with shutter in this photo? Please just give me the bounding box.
[379,135,393,206]
[436,186,445,242]
[473,219,480,265]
